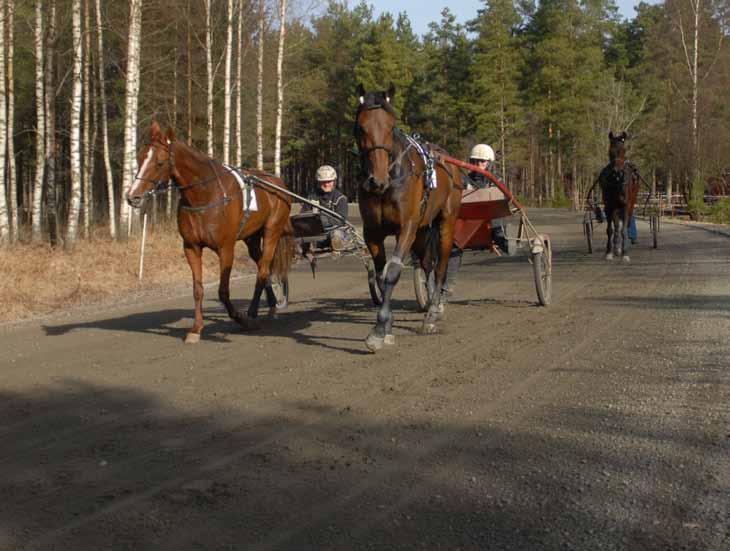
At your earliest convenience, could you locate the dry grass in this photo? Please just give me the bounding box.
[0,227,257,323]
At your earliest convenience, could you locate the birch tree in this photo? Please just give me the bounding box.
[223,0,234,164]
[235,0,247,167]
[95,0,116,238]
[120,0,143,236]
[31,0,46,242]
[0,0,9,244]
[274,0,287,176]
[256,0,265,169]
[66,0,83,247]
[204,0,214,157]
[6,0,17,241]
[82,0,93,237]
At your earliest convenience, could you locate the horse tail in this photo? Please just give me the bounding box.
[271,217,296,281]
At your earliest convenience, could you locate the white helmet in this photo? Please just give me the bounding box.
[469,144,495,162]
[316,165,337,182]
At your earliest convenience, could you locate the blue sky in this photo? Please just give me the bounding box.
[364,1,656,36]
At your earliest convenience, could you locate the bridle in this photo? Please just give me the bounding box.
[132,140,234,213]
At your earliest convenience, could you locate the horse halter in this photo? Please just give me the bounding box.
[133,139,176,201]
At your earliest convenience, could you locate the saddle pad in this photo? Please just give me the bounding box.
[223,164,258,211]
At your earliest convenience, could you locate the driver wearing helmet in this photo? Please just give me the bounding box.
[302,164,350,249]
[442,143,509,301]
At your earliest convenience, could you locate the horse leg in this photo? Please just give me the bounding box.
[245,226,282,329]
[621,209,630,263]
[217,241,246,326]
[245,234,278,318]
[183,243,205,344]
[422,218,455,333]
[365,229,415,352]
[605,214,614,260]
[365,232,387,293]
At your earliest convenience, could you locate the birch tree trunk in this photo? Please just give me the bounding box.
[187,0,193,146]
[119,0,143,236]
[45,0,58,246]
[256,0,265,170]
[66,0,83,248]
[0,0,9,245]
[204,0,214,157]
[31,0,46,242]
[7,0,17,242]
[223,0,234,164]
[274,0,287,176]
[235,0,245,167]
[95,0,116,239]
[82,0,92,237]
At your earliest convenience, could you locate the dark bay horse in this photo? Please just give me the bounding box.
[127,121,295,343]
[596,131,640,262]
[355,84,462,351]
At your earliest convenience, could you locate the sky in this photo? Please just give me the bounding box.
[364,1,656,36]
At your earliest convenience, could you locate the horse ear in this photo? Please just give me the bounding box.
[357,83,366,104]
[386,83,396,103]
[151,120,163,140]
[621,131,628,140]
[609,131,614,140]
[165,127,176,143]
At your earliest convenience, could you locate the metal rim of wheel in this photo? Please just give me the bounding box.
[584,220,593,254]
[367,259,384,306]
[413,266,436,312]
[532,245,552,306]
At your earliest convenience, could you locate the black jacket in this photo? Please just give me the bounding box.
[303,187,348,229]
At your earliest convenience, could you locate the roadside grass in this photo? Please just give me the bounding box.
[0,227,256,323]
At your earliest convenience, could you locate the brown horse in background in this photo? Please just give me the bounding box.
[596,131,640,262]
[355,84,462,351]
[127,121,295,343]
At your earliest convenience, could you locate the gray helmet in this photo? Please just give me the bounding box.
[469,144,495,162]
[316,165,337,182]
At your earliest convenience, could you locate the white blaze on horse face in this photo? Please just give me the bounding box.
[129,148,155,196]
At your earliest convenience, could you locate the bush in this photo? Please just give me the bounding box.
[708,198,730,224]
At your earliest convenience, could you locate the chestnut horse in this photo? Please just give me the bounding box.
[126,122,295,343]
[355,84,462,351]
[595,131,640,262]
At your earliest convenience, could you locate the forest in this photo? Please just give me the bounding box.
[0,0,729,247]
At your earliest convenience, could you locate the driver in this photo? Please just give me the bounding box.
[301,165,350,249]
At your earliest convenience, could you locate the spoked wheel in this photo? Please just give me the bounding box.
[584,218,594,254]
[268,276,289,310]
[650,215,659,249]
[413,266,436,312]
[366,258,384,306]
[531,237,552,306]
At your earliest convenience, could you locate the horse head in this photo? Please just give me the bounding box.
[126,121,177,208]
[355,83,397,194]
[608,131,628,171]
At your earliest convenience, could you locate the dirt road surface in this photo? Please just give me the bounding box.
[1,209,728,550]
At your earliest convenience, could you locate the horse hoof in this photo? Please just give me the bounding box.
[184,332,201,344]
[622,256,631,263]
[365,333,385,352]
[605,253,614,261]
[419,322,438,335]
[384,334,395,346]
[239,316,261,332]
[268,307,279,319]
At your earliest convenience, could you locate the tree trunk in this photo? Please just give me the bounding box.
[0,0,8,245]
[82,0,92,238]
[187,0,193,146]
[223,0,234,165]
[95,0,116,239]
[6,0,17,242]
[66,0,83,248]
[274,0,287,176]
[119,0,143,236]
[45,0,58,246]
[235,0,244,167]
[31,0,46,242]
[204,0,214,157]
[256,0,265,170]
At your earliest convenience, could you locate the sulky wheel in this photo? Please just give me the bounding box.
[650,214,659,249]
[531,237,552,306]
[584,219,593,254]
[413,266,436,312]
[366,258,384,306]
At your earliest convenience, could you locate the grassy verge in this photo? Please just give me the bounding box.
[0,227,256,323]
